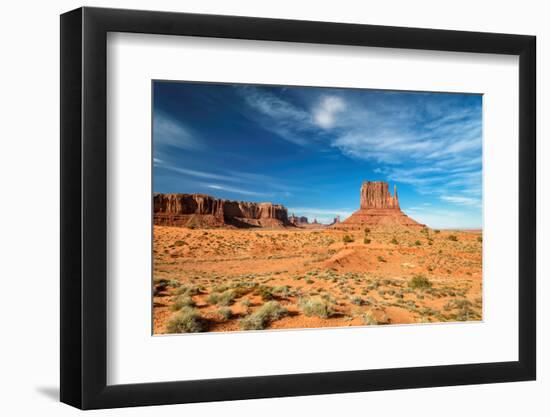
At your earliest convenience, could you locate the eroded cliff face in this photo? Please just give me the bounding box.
[360,181,400,209]
[154,193,290,228]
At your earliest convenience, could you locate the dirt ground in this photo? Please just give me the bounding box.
[153,225,482,334]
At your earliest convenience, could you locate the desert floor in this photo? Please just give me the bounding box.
[153,225,482,334]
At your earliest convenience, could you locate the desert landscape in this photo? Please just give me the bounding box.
[153,181,482,334]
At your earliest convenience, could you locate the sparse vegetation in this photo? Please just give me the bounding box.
[299,297,334,318]
[408,274,432,289]
[171,294,196,311]
[239,301,287,330]
[166,307,205,333]
[217,307,233,320]
[447,235,458,242]
[363,311,378,325]
[176,284,202,296]
[154,225,482,333]
[350,295,363,305]
[343,234,354,243]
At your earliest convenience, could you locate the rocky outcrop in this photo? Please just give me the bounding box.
[289,214,309,226]
[154,193,291,228]
[360,181,400,209]
[334,181,424,230]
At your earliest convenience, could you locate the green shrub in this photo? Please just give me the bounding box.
[408,274,432,289]
[364,227,371,234]
[239,301,287,330]
[390,237,398,244]
[364,237,371,244]
[299,297,333,318]
[343,235,354,243]
[377,256,387,263]
[174,240,186,246]
[434,229,440,234]
[447,235,458,242]
[414,240,421,246]
[170,294,196,311]
[166,307,205,333]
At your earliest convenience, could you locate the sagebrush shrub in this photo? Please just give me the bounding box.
[166,307,205,333]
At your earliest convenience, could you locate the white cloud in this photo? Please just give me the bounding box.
[204,184,270,197]
[440,195,481,206]
[153,112,201,150]
[237,87,482,214]
[313,96,345,129]
[237,87,313,145]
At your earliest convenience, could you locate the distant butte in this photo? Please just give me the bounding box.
[334,181,424,230]
[154,193,292,228]
[154,181,424,230]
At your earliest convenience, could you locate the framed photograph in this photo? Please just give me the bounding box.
[60,6,536,409]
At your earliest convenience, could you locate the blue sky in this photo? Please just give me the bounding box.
[153,81,482,229]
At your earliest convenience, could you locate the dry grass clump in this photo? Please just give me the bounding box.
[363,311,378,325]
[207,289,238,306]
[408,274,432,289]
[239,301,288,330]
[299,297,334,318]
[217,307,233,320]
[166,307,205,333]
[153,277,179,296]
[342,235,354,243]
[170,294,196,311]
[176,284,202,296]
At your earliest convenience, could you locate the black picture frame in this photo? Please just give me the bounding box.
[60,6,536,410]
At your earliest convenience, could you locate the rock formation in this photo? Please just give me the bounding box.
[334,181,424,230]
[360,182,399,209]
[289,214,309,226]
[154,193,292,228]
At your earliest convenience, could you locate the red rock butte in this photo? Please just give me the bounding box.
[334,181,425,230]
[153,193,292,228]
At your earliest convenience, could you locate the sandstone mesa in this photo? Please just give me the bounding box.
[153,180,424,230]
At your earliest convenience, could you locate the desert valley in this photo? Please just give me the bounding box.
[153,181,482,334]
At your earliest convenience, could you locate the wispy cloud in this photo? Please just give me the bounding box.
[237,86,318,145]
[154,111,202,151]
[440,195,481,206]
[237,89,482,207]
[204,183,271,197]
